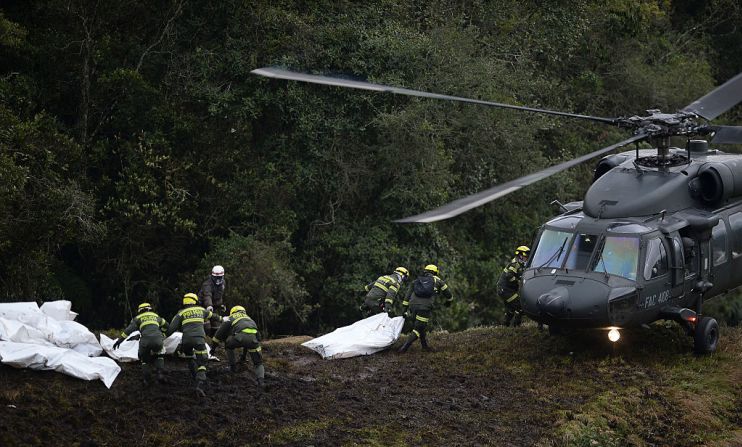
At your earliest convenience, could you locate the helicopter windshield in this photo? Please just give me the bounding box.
[564,233,598,270]
[531,229,571,268]
[593,236,640,281]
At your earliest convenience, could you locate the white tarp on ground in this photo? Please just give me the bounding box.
[100,332,217,362]
[0,301,120,388]
[302,313,405,359]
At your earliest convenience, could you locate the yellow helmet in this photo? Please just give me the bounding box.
[515,246,530,255]
[394,266,409,277]
[230,305,246,316]
[183,293,198,305]
[424,264,439,275]
[137,302,152,313]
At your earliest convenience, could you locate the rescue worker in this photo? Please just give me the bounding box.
[360,267,409,316]
[112,302,168,384]
[398,264,453,353]
[497,246,530,327]
[211,305,265,388]
[166,292,221,394]
[200,265,226,336]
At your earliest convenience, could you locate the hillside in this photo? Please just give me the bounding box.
[1,324,740,446]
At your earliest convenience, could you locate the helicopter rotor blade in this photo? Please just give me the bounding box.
[394,133,648,223]
[251,67,619,126]
[710,125,742,144]
[681,72,742,120]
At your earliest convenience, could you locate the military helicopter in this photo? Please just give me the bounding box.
[252,67,742,354]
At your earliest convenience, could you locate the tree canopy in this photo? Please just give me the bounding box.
[1,0,740,332]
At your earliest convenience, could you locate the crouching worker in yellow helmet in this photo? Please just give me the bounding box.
[166,293,222,394]
[497,246,530,327]
[112,302,168,384]
[360,267,409,317]
[211,305,265,388]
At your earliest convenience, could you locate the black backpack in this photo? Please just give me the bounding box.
[413,276,436,298]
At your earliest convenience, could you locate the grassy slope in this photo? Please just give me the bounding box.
[470,324,742,447]
[0,325,740,446]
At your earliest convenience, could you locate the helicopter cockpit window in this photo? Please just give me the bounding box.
[643,238,668,280]
[712,221,728,266]
[564,234,598,270]
[593,236,640,281]
[532,229,572,268]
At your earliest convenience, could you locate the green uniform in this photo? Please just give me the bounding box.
[399,272,453,351]
[213,312,264,384]
[362,272,403,315]
[497,257,526,326]
[121,311,168,382]
[166,305,219,384]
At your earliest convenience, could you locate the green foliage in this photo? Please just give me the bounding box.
[0,0,741,331]
[197,233,311,334]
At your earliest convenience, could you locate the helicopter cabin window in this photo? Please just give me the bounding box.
[564,234,598,270]
[711,221,728,266]
[593,236,640,281]
[643,238,669,280]
[532,229,572,268]
[729,212,742,258]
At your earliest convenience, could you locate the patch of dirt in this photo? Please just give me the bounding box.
[0,326,740,446]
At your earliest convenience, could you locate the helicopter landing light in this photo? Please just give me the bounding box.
[608,328,621,342]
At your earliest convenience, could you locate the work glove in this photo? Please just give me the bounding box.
[129,334,141,341]
[219,304,227,313]
[112,338,123,350]
[403,309,411,319]
[206,305,214,312]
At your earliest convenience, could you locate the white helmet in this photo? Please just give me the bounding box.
[211,265,225,277]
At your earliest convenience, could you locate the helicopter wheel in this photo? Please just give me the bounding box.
[693,316,719,354]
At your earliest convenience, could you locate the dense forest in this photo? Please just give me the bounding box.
[1,0,741,333]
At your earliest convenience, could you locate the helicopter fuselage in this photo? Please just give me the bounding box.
[520,144,742,330]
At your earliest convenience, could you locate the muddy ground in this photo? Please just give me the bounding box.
[0,325,740,446]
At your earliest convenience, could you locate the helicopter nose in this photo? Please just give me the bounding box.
[521,276,611,327]
[537,287,569,316]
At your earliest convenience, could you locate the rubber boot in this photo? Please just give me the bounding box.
[513,311,523,327]
[155,356,166,383]
[255,364,265,388]
[142,363,152,385]
[398,332,418,353]
[227,349,239,372]
[188,359,197,379]
[195,379,206,398]
[420,334,433,352]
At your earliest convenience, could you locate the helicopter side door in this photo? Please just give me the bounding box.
[667,234,688,302]
[708,219,730,297]
[728,212,742,288]
[636,236,671,313]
